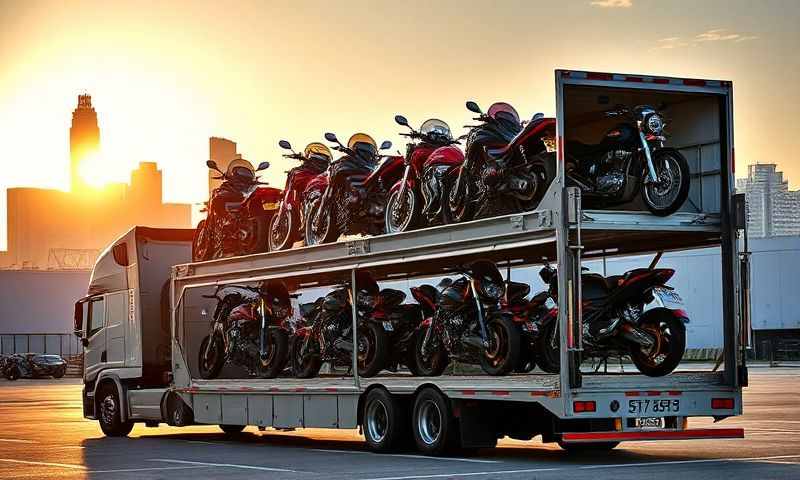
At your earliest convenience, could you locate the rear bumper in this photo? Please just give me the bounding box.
[561,428,744,443]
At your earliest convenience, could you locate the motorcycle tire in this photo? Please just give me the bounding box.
[256,329,289,379]
[240,217,269,256]
[191,220,212,262]
[412,328,448,377]
[519,152,557,212]
[535,321,561,374]
[358,322,389,378]
[268,208,297,251]
[630,310,686,377]
[4,366,21,381]
[514,337,537,373]
[290,335,322,379]
[447,180,474,224]
[385,188,421,234]
[480,315,521,376]
[304,196,339,246]
[641,148,691,217]
[198,334,225,380]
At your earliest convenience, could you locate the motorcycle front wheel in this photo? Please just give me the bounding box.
[479,316,520,376]
[412,328,449,377]
[198,334,225,379]
[629,310,686,377]
[534,321,561,374]
[191,220,212,262]
[304,197,339,246]
[642,149,691,216]
[240,217,268,256]
[447,181,474,223]
[290,335,322,379]
[268,208,297,251]
[256,329,289,379]
[385,188,421,234]
[357,322,389,378]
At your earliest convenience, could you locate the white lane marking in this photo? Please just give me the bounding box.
[359,454,800,480]
[0,439,37,444]
[0,458,86,470]
[311,448,499,464]
[90,465,209,473]
[181,440,220,445]
[150,459,297,472]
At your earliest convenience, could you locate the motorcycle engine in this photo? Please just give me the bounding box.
[592,150,631,195]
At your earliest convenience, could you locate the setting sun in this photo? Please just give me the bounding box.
[77,152,108,188]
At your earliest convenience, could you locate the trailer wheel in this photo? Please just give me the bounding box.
[97,383,134,437]
[557,440,619,452]
[219,424,246,435]
[412,388,459,455]
[363,389,408,452]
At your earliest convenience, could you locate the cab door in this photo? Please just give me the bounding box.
[83,296,107,382]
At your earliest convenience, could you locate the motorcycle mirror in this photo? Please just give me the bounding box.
[394,115,409,127]
[278,140,292,150]
[206,160,221,172]
[379,140,392,150]
[324,132,339,144]
[256,161,270,171]
[466,101,482,114]
[532,112,544,121]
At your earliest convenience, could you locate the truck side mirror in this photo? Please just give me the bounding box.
[734,193,747,230]
[73,301,84,337]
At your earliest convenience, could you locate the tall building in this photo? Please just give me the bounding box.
[69,94,101,192]
[736,164,800,238]
[208,137,253,196]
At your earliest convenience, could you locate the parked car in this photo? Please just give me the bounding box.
[2,353,67,380]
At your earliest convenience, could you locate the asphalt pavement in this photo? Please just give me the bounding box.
[0,367,798,479]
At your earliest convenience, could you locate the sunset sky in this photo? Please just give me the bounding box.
[1,0,799,249]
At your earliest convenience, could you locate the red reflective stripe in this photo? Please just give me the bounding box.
[653,78,669,84]
[731,147,736,174]
[624,76,644,83]
[668,391,682,396]
[492,391,510,396]
[325,388,338,392]
[683,78,707,87]
[294,387,306,393]
[646,391,661,397]
[462,390,476,396]
[586,72,613,81]
[557,135,564,163]
[562,428,744,442]
[625,391,641,397]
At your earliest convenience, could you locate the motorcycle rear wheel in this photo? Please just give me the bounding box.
[535,322,561,374]
[304,197,339,246]
[191,220,213,262]
[629,310,686,377]
[642,149,691,216]
[198,334,225,380]
[480,316,520,376]
[358,322,389,378]
[291,335,322,379]
[385,188,421,234]
[412,328,449,377]
[268,208,297,251]
[256,329,289,379]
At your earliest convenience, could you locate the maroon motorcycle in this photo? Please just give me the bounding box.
[384,115,463,233]
[304,133,401,246]
[268,141,332,251]
[192,160,282,261]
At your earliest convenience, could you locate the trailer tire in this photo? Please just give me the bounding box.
[558,440,619,452]
[97,384,134,437]
[412,388,459,455]
[363,389,408,453]
[219,424,246,435]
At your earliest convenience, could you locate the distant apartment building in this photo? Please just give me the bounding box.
[208,137,254,197]
[736,163,800,238]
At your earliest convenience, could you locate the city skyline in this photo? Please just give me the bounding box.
[2,0,800,250]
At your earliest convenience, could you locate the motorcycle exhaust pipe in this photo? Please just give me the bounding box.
[620,323,655,349]
[462,335,486,350]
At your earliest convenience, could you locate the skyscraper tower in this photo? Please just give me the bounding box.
[69,93,100,191]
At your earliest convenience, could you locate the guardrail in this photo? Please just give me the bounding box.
[0,333,82,356]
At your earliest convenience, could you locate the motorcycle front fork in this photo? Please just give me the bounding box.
[639,131,659,183]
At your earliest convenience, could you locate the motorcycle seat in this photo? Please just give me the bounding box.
[487,118,555,159]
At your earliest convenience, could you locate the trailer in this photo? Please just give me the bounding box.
[74,69,748,454]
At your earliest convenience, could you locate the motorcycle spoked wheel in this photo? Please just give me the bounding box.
[268,208,297,251]
[447,180,474,224]
[291,335,322,379]
[535,321,561,374]
[412,328,449,377]
[304,197,340,246]
[255,329,289,379]
[629,311,686,377]
[198,334,225,379]
[641,149,691,216]
[357,323,389,378]
[192,220,213,262]
[385,188,421,234]
[239,217,269,256]
[479,316,521,376]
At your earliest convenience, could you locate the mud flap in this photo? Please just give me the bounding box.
[453,400,498,449]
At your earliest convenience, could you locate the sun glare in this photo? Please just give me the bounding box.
[78,153,112,188]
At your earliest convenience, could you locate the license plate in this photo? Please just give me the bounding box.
[382,321,394,332]
[634,417,665,429]
[262,202,279,210]
[652,287,684,308]
[628,398,680,415]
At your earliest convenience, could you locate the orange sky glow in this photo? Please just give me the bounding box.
[1,0,798,249]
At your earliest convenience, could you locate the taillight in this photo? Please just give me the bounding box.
[573,400,596,413]
[712,398,734,409]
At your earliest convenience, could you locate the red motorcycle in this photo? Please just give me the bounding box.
[192,160,282,261]
[304,133,401,246]
[268,141,333,251]
[384,115,463,233]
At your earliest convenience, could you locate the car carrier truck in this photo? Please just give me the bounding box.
[74,69,748,454]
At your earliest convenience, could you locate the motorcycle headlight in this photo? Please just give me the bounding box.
[357,291,376,310]
[646,114,664,135]
[479,281,505,301]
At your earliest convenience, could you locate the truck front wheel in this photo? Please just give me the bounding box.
[97,384,134,437]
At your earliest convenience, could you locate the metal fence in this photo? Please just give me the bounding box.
[0,333,82,356]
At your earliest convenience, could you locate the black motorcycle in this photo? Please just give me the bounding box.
[198,280,295,379]
[369,283,426,375]
[291,272,390,378]
[413,260,521,376]
[533,257,688,377]
[447,101,556,223]
[565,104,690,216]
[304,133,398,246]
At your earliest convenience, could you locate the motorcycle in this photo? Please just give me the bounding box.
[192,160,282,261]
[500,279,553,373]
[268,140,333,251]
[304,132,399,246]
[198,280,296,379]
[366,279,426,375]
[447,101,556,223]
[385,115,463,233]
[533,256,688,377]
[565,104,690,216]
[413,260,521,376]
[290,271,390,378]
